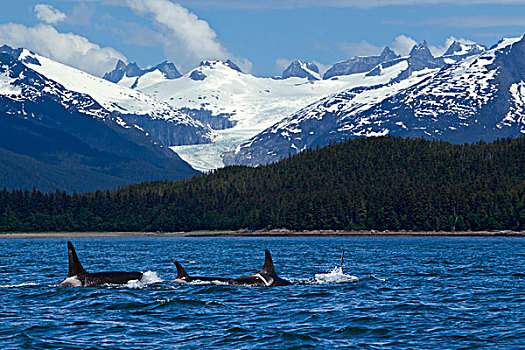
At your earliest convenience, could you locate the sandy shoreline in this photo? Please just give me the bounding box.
[0,229,524,238]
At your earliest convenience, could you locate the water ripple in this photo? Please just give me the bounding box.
[0,236,523,349]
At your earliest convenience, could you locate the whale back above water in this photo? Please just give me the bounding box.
[171,261,231,283]
[228,249,292,287]
[58,241,143,287]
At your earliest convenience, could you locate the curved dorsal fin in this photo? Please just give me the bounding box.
[260,249,276,275]
[340,251,345,273]
[67,241,86,277]
[173,261,190,279]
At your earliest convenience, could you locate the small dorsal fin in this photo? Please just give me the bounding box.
[340,251,345,273]
[260,249,276,275]
[173,261,190,279]
[67,241,86,277]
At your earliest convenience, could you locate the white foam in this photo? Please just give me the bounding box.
[141,270,163,284]
[187,280,229,286]
[125,270,163,288]
[314,267,359,284]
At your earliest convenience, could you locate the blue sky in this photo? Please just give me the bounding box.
[0,1,524,77]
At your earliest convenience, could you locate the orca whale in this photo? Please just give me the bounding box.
[58,241,143,287]
[228,249,292,287]
[172,261,231,284]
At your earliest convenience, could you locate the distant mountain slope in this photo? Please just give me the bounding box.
[442,40,486,63]
[0,45,198,192]
[323,47,399,79]
[16,48,212,146]
[135,56,434,170]
[97,38,487,171]
[137,59,395,170]
[227,36,525,166]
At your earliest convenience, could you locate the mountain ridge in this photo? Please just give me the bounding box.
[226,36,525,166]
[0,45,199,192]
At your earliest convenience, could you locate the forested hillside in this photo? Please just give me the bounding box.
[1,137,524,232]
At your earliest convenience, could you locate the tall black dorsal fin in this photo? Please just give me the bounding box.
[260,249,276,275]
[67,241,86,277]
[340,251,345,272]
[173,261,190,279]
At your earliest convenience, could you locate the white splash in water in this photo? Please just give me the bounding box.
[125,271,163,288]
[141,271,163,284]
[314,266,359,284]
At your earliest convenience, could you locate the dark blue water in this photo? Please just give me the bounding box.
[0,237,523,349]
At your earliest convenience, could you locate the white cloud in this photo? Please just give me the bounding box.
[391,35,417,56]
[0,23,126,76]
[125,0,252,72]
[275,58,292,73]
[313,61,331,76]
[34,4,67,24]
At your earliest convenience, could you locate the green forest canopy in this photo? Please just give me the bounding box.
[1,136,524,232]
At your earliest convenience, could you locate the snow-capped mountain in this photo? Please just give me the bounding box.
[0,45,199,192]
[442,40,486,63]
[105,39,487,171]
[364,40,445,83]
[134,58,420,170]
[226,36,525,166]
[104,60,182,89]
[323,47,399,80]
[282,60,320,80]
[17,50,212,146]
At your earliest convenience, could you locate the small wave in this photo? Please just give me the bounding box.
[0,282,38,288]
[314,267,359,284]
[370,274,386,282]
[125,271,163,288]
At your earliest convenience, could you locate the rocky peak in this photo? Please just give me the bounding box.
[155,61,182,79]
[104,60,182,84]
[282,60,320,80]
[225,59,242,73]
[443,41,463,56]
[323,47,400,80]
[408,40,444,71]
[114,59,127,71]
[125,62,143,77]
[0,45,23,59]
[443,40,485,59]
[379,47,398,61]
[409,40,432,58]
[199,60,243,73]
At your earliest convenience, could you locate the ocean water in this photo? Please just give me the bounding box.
[0,237,523,349]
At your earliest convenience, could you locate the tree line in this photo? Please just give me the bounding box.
[1,136,524,232]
